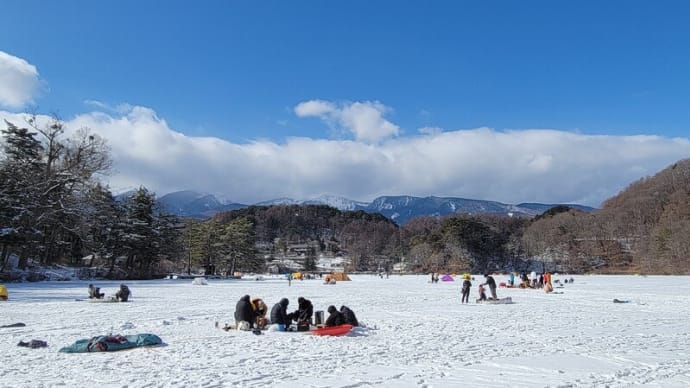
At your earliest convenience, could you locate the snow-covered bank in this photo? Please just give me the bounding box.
[1,275,690,387]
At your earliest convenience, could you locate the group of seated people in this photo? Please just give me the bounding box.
[231,295,359,332]
[88,284,131,302]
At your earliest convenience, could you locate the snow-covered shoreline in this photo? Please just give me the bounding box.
[2,275,689,387]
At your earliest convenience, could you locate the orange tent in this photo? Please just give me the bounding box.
[329,272,351,281]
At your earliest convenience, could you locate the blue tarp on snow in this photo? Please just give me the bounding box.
[59,333,162,353]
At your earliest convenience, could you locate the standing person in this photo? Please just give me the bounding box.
[324,305,345,327]
[234,295,255,331]
[461,275,472,304]
[287,273,292,287]
[270,298,293,331]
[481,274,497,300]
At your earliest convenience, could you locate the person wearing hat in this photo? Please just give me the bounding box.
[461,275,472,304]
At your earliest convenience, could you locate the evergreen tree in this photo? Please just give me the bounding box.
[219,217,257,274]
[0,121,45,269]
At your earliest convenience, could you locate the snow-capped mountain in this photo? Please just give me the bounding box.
[154,190,596,223]
[157,190,245,218]
[302,194,369,211]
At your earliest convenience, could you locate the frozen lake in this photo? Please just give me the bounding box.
[1,274,689,387]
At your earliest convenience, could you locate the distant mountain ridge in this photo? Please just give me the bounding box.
[154,190,596,224]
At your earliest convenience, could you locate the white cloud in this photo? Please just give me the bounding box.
[0,51,41,109]
[294,100,399,143]
[294,100,336,117]
[418,126,443,135]
[2,106,689,208]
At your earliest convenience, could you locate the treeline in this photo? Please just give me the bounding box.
[189,160,690,275]
[0,119,182,279]
[2,118,689,279]
[522,159,690,274]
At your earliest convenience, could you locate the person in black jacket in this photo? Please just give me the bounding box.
[293,297,314,325]
[115,284,130,302]
[324,305,345,327]
[340,305,359,326]
[461,276,472,304]
[481,274,497,300]
[234,295,255,330]
[270,298,293,330]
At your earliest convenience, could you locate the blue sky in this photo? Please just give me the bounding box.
[1,1,690,206]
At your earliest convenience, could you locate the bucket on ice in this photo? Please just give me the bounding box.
[314,311,324,325]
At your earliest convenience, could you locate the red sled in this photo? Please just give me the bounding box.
[311,324,353,336]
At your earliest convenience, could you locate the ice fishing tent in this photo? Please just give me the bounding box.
[441,274,454,281]
[0,284,7,301]
[329,272,351,281]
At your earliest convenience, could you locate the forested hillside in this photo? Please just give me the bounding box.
[2,118,689,280]
[522,159,690,274]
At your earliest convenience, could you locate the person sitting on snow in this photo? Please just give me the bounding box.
[250,297,268,328]
[324,305,345,327]
[234,295,255,331]
[115,284,130,302]
[270,298,293,331]
[88,284,104,299]
[293,297,314,325]
[340,305,359,326]
[477,284,488,302]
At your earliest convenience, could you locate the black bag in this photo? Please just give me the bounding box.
[297,322,310,332]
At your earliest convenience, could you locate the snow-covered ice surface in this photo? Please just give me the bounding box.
[2,275,690,388]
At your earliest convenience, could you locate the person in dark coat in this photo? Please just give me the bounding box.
[481,274,497,300]
[234,295,255,330]
[461,276,472,304]
[270,298,293,330]
[324,305,345,327]
[115,284,130,302]
[340,305,359,326]
[293,297,314,325]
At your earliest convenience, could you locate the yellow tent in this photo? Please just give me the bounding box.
[0,284,8,301]
[292,272,302,280]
